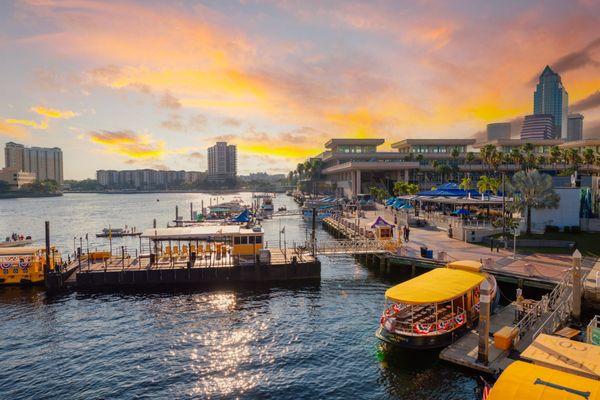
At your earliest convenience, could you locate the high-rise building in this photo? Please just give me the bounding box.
[567,113,584,142]
[533,65,568,139]
[207,142,237,180]
[486,123,511,141]
[520,114,555,140]
[4,142,63,183]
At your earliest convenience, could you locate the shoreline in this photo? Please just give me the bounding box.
[64,189,286,194]
[0,192,63,199]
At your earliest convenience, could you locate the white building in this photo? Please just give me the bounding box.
[0,167,36,189]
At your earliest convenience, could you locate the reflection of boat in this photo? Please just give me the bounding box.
[0,239,32,248]
[376,260,497,350]
[0,246,62,285]
[96,227,141,238]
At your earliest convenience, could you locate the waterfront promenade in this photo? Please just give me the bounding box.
[339,205,585,285]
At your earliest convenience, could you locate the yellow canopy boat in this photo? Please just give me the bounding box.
[0,246,61,285]
[488,360,600,400]
[376,261,497,349]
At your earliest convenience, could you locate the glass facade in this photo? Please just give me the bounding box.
[398,145,467,154]
[333,145,377,153]
[533,66,568,139]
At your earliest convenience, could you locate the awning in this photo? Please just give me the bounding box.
[385,268,485,304]
[488,361,600,400]
[370,216,394,229]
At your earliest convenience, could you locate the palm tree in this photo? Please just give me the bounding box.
[549,145,561,174]
[436,164,452,183]
[510,148,523,169]
[480,144,497,172]
[477,175,500,197]
[565,148,582,172]
[583,148,595,167]
[465,152,475,177]
[459,177,472,191]
[296,163,305,178]
[510,170,559,234]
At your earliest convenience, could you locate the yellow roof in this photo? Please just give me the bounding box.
[446,260,482,272]
[385,268,485,304]
[489,361,600,400]
[520,334,600,380]
[0,246,44,256]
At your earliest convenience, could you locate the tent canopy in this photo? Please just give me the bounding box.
[232,209,252,223]
[418,182,480,197]
[370,216,394,229]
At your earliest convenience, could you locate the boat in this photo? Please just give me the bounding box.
[260,197,274,212]
[0,246,62,285]
[376,260,498,350]
[278,206,287,212]
[96,227,142,238]
[484,360,600,400]
[0,238,32,248]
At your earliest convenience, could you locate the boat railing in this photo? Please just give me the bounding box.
[382,304,467,336]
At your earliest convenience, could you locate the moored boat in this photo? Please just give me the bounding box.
[96,227,141,238]
[0,246,62,285]
[0,238,33,248]
[376,260,497,350]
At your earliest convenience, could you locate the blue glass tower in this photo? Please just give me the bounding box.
[533,65,568,139]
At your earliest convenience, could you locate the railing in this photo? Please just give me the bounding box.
[311,238,391,255]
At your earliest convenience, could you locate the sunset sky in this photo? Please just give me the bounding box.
[1,0,599,179]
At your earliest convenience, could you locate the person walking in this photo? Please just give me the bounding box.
[405,225,410,242]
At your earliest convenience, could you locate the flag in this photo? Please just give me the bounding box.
[480,377,491,400]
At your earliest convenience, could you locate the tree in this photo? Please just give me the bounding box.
[509,170,559,234]
[435,164,452,183]
[510,148,523,169]
[394,181,419,196]
[564,148,582,171]
[583,148,595,166]
[459,177,472,191]
[465,152,476,177]
[369,186,389,202]
[549,145,562,173]
[296,163,305,178]
[477,175,499,197]
[480,144,497,172]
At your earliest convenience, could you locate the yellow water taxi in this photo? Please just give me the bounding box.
[487,360,600,400]
[376,260,497,349]
[0,246,61,286]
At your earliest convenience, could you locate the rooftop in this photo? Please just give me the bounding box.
[141,225,263,240]
[391,139,476,148]
[473,138,565,148]
[324,138,385,149]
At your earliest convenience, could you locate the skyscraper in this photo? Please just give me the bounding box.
[207,142,237,181]
[567,113,584,142]
[533,65,568,139]
[4,142,63,183]
[520,114,555,140]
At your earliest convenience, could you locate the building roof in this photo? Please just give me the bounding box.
[141,225,263,240]
[473,138,565,148]
[321,161,419,174]
[488,361,600,400]
[324,138,385,148]
[391,139,475,149]
[385,268,485,304]
[560,138,600,148]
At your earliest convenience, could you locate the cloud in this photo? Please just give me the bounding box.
[160,113,207,132]
[186,151,205,160]
[160,114,185,131]
[571,90,600,113]
[158,92,181,109]
[88,130,165,159]
[189,114,207,131]
[31,105,78,119]
[221,117,241,127]
[4,118,48,129]
[0,120,29,139]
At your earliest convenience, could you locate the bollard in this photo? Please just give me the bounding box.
[477,279,492,365]
[572,249,582,323]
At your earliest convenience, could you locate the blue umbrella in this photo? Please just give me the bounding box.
[454,209,470,215]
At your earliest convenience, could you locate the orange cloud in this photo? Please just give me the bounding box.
[31,105,78,119]
[0,120,29,138]
[88,130,165,159]
[5,118,48,130]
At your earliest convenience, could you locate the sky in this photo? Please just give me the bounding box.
[1,0,599,180]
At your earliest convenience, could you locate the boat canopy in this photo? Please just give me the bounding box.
[231,209,252,223]
[385,268,485,304]
[141,225,263,240]
[488,360,600,400]
[0,246,45,256]
[446,260,483,273]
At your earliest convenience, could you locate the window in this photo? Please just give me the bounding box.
[249,236,255,244]
[234,237,241,245]
[241,236,248,245]
[255,236,262,244]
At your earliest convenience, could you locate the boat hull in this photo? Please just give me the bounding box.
[375,324,470,350]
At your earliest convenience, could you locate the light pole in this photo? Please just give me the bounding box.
[512,227,518,260]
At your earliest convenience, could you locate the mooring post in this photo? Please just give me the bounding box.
[175,205,179,221]
[572,249,582,323]
[477,279,492,365]
[311,207,316,256]
[153,218,157,228]
[44,221,51,276]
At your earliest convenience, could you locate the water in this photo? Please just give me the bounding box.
[0,193,477,399]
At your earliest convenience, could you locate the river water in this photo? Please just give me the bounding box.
[0,193,477,399]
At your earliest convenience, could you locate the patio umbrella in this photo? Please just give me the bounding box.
[454,209,470,216]
[399,204,414,210]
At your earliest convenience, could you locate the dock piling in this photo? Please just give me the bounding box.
[572,250,582,323]
[477,279,492,365]
[44,221,50,275]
